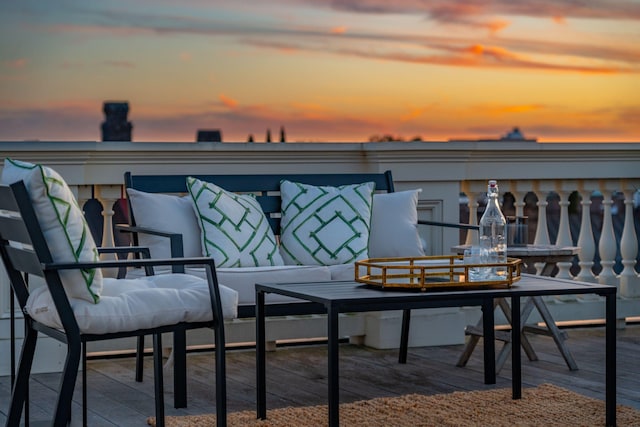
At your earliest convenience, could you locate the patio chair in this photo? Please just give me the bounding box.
[0,181,234,427]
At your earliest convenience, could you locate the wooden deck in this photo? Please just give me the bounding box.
[1,323,639,426]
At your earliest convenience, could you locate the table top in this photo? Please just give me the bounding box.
[256,275,615,311]
[452,244,580,257]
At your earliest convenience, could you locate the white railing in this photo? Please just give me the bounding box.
[1,139,639,373]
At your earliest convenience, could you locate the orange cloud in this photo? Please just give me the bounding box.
[492,104,547,114]
[179,52,192,62]
[219,94,238,109]
[465,44,518,60]
[487,19,509,34]
[400,107,426,122]
[553,16,566,24]
[331,26,347,34]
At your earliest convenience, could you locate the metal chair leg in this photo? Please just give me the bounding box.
[136,335,145,382]
[214,325,227,427]
[7,325,37,427]
[153,333,165,427]
[398,309,411,364]
[83,343,88,426]
[53,338,81,427]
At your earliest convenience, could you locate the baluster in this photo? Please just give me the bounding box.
[507,180,529,218]
[554,181,575,280]
[619,180,640,297]
[95,184,121,278]
[462,181,480,246]
[597,181,618,287]
[575,181,597,283]
[532,181,552,275]
[532,181,551,246]
[76,185,93,216]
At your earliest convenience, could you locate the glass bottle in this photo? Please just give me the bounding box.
[479,180,507,279]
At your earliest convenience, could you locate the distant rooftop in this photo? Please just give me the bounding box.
[449,127,538,143]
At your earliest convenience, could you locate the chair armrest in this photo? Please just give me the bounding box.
[115,224,185,258]
[418,219,479,231]
[96,246,152,278]
[115,223,185,273]
[44,256,214,272]
[97,246,152,257]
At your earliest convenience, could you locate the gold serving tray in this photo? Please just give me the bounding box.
[355,255,522,291]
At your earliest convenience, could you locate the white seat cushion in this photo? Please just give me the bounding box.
[126,264,332,306]
[26,274,238,334]
[328,263,357,281]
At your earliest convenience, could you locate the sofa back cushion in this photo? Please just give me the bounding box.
[368,190,425,258]
[279,180,375,266]
[187,176,285,268]
[126,188,202,259]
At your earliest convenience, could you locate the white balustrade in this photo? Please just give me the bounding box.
[0,139,639,375]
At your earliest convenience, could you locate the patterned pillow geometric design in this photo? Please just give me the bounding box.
[1,158,103,303]
[279,180,375,266]
[368,190,425,258]
[186,176,284,268]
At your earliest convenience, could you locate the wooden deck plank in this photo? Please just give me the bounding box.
[1,324,638,426]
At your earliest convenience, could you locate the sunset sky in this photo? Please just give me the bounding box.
[1,0,639,143]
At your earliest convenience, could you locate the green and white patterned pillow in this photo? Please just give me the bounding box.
[1,158,103,303]
[187,176,284,268]
[279,180,375,266]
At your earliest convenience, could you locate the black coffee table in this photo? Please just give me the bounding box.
[255,275,616,427]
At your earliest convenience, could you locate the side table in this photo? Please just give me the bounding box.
[452,244,580,372]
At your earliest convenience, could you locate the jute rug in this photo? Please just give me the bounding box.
[147,383,639,426]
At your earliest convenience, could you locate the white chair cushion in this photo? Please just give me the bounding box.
[187,177,285,268]
[279,180,375,266]
[127,265,332,306]
[1,158,103,303]
[126,188,202,259]
[26,274,238,334]
[368,190,425,258]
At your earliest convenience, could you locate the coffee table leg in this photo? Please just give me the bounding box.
[511,296,522,399]
[482,298,496,384]
[327,306,339,427]
[256,290,266,419]
[605,293,616,427]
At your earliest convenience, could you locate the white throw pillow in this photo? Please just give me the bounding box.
[368,190,425,258]
[1,158,103,303]
[126,188,202,259]
[187,176,284,268]
[279,180,375,266]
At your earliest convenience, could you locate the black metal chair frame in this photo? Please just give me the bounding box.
[1,181,228,427]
